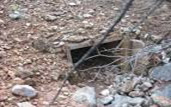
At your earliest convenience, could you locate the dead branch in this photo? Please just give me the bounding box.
[85,54,124,60]
[78,57,126,72]
[88,69,101,82]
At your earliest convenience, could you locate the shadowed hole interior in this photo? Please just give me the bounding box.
[70,40,121,70]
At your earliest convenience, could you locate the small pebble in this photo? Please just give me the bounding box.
[9,11,21,20]
[68,2,78,6]
[83,13,93,18]
[44,14,57,21]
[100,89,110,96]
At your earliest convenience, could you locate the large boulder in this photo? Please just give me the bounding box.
[151,84,171,107]
[150,63,171,81]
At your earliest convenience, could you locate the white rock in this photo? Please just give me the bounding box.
[83,13,93,18]
[162,58,170,64]
[82,20,88,24]
[114,7,119,11]
[125,15,130,18]
[12,85,37,98]
[72,86,96,106]
[68,2,78,6]
[151,35,162,42]
[76,28,86,34]
[121,103,130,107]
[44,14,57,21]
[26,23,31,27]
[143,33,149,39]
[17,102,35,107]
[100,89,110,96]
[99,96,114,105]
[143,82,153,88]
[121,19,126,23]
[48,26,58,31]
[161,51,170,64]
[9,11,22,20]
[88,9,95,14]
[84,22,94,29]
[120,27,130,34]
[0,19,4,24]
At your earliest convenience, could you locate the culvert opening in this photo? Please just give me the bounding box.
[65,38,146,84]
[70,40,121,70]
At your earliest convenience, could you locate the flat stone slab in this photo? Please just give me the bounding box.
[150,63,171,81]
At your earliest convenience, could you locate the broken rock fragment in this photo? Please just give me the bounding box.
[98,96,114,105]
[72,86,96,106]
[44,14,57,21]
[140,82,153,91]
[119,80,135,93]
[109,94,147,107]
[12,85,37,98]
[100,89,110,96]
[9,11,22,20]
[17,102,35,107]
[83,13,93,18]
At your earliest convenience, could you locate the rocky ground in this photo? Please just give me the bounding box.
[73,63,171,107]
[0,0,171,107]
